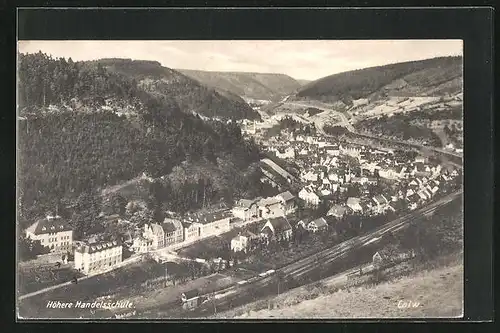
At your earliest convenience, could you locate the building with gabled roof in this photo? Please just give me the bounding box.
[132,233,153,253]
[327,204,348,219]
[143,223,165,249]
[181,289,201,310]
[231,231,259,253]
[277,191,295,203]
[260,217,293,242]
[346,197,362,213]
[258,191,297,218]
[307,217,328,233]
[25,214,73,253]
[257,196,284,219]
[186,210,232,238]
[232,198,260,221]
[163,217,184,246]
[298,186,321,206]
[373,194,389,206]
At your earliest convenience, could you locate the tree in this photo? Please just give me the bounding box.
[71,189,103,240]
[19,234,49,261]
[108,194,127,216]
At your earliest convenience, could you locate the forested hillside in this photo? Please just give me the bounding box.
[177,69,301,101]
[17,52,264,234]
[95,59,260,120]
[18,52,143,113]
[295,57,462,104]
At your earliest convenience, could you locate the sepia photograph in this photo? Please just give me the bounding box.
[17,39,464,320]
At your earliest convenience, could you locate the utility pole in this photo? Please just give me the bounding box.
[211,292,217,315]
[164,264,169,287]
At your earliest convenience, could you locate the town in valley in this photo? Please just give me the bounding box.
[17,40,464,319]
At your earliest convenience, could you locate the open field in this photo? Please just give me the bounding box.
[18,258,168,318]
[18,262,84,295]
[177,236,228,260]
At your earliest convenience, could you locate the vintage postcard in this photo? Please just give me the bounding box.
[17,40,464,320]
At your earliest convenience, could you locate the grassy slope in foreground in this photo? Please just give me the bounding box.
[226,262,463,319]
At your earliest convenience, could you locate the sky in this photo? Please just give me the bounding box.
[18,40,462,81]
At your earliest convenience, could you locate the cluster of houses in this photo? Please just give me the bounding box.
[230,216,294,253]
[260,133,460,219]
[229,214,335,254]
[131,210,232,253]
[23,132,460,280]
[231,191,297,221]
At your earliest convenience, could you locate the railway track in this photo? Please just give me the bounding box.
[179,190,462,317]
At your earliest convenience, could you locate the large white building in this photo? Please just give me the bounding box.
[74,240,122,275]
[25,214,73,253]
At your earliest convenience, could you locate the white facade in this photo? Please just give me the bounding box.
[74,241,122,275]
[298,187,320,206]
[25,215,73,253]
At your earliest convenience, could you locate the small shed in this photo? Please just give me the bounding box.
[181,289,201,310]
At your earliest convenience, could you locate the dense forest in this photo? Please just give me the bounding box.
[354,114,442,147]
[17,52,263,233]
[18,52,143,112]
[323,125,349,136]
[410,106,462,121]
[94,58,260,120]
[265,116,316,138]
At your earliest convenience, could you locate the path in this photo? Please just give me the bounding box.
[18,255,141,300]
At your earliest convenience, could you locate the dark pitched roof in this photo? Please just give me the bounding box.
[235,199,257,209]
[26,215,72,235]
[407,193,421,202]
[150,223,164,235]
[324,215,338,225]
[182,221,195,229]
[186,210,232,225]
[182,289,200,300]
[263,217,292,234]
[76,240,121,254]
[309,217,328,228]
[374,195,388,205]
[328,205,347,217]
[162,222,177,233]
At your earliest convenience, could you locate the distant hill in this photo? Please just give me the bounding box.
[294,57,462,104]
[296,79,311,86]
[95,59,260,120]
[177,69,302,101]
